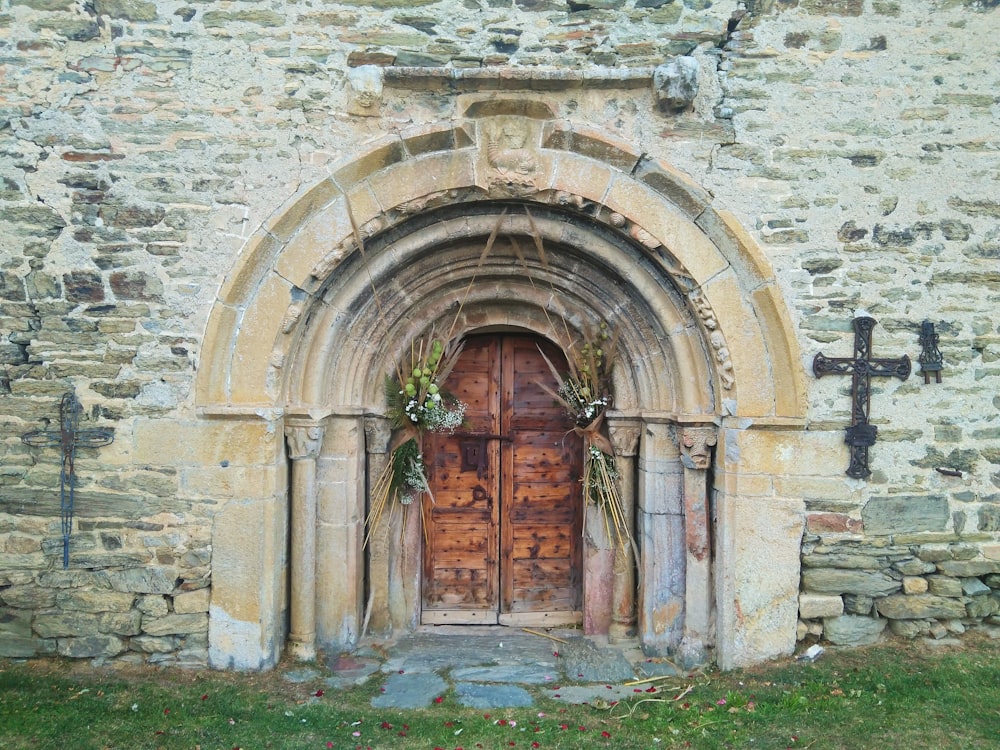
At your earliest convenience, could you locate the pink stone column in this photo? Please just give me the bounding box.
[678,425,717,667]
[285,418,325,661]
[607,418,641,643]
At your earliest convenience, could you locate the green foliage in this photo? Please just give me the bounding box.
[2,636,999,749]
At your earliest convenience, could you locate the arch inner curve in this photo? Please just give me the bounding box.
[286,201,714,420]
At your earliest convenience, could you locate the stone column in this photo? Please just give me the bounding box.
[285,418,325,661]
[607,417,641,643]
[637,421,685,655]
[364,416,393,635]
[678,425,718,668]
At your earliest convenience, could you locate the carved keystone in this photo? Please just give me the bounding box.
[653,57,700,114]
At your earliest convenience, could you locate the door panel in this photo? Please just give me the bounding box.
[422,337,500,622]
[422,334,582,625]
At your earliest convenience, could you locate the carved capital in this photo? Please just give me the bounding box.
[285,420,325,460]
[680,426,717,471]
[607,419,641,457]
[364,416,393,454]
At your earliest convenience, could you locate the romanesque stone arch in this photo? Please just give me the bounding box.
[198,102,808,671]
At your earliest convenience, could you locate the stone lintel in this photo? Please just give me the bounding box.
[384,66,654,93]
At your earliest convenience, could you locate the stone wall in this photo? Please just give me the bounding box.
[2,0,999,665]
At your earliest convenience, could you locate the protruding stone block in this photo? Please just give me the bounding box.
[823,615,886,646]
[653,57,700,113]
[798,593,844,619]
[875,594,967,620]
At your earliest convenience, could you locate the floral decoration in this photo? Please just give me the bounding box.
[537,322,633,551]
[365,335,466,546]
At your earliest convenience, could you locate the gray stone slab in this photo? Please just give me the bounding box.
[862,495,949,534]
[548,683,646,705]
[325,655,381,689]
[559,638,636,682]
[451,664,558,684]
[634,658,681,679]
[372,671,448,709]
[282,668,319,684]
[455,682,534,708]
[380,632,559,674]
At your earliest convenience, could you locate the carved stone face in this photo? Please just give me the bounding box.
[682,429,717,470]
[346,65,384,114]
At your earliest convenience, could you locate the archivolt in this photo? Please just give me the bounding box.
[195,113,805,424]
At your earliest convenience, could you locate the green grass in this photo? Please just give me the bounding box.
[2,635,998,750]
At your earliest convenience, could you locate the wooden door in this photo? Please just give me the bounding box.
[421,334,583,626]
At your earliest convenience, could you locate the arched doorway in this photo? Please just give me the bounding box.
[422,333,584,627]
[197,105,809,671]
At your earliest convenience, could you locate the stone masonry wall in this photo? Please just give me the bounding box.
[2,0,999,665]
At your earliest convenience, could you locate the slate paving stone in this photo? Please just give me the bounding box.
[451,664,558,684]
[371,671,448,709]
[559,638,636,682]
[282,668,319,684]
[634,657,682,679]
[325,654,381,689]
[455,682,534,708]
[379,631,561,674]
[547,683,645,705]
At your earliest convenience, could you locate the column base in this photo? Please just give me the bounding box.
[677,636,708,669]
[287,637,316,662]
[608,620,636,643]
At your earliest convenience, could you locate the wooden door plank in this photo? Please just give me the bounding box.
[500,336,583,615]
[422,336,501,617]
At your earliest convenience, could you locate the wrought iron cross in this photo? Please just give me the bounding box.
[21,390,114,568]
[813,316,911,479]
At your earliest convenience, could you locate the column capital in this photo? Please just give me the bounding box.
[680,425,717,471]
[285,419,325,460]
[607,417,641,457]
[363,415,393,454]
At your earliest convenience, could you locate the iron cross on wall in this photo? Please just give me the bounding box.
[21,390,114,568]
[813,316,911,479]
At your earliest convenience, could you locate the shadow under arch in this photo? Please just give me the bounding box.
[198,112,809,673]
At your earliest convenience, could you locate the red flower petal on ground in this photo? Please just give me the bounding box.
[314,690,324,697]
[434,696,444,703]
[645,686,657,693]
[560,724,569,730]
[532,744,540,749]
[380,721,392,729]
[601,731,611,738]
[164,708,170,715]
[327,743,334,748]
[498,719,507,726]
[201,694,208,701]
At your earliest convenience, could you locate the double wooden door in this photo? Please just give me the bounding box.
[421,334,584,626]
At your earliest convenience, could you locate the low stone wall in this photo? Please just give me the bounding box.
[798,537,1000,646]
[0,522,211,666]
